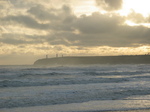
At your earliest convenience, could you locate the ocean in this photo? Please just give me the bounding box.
[0,64,150,112]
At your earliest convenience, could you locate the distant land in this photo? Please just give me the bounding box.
[34,55,150,65]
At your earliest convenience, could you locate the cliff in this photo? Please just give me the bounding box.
[34,55,150,65]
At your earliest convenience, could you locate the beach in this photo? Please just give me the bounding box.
[107,109,150,112]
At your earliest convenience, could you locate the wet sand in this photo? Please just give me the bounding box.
[106,109,150,112]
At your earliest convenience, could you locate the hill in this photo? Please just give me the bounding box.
[34,55,150,65]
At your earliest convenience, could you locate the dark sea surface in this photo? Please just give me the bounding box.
[0,64,150,112]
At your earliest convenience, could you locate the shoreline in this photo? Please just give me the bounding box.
[34,55,150,65]
[2,109,150,112]
[105,109,150,112]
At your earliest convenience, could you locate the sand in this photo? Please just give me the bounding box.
[106,109,150,112]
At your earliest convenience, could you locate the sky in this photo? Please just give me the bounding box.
[1,0,150,65]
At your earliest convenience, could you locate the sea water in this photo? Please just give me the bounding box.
[0,64,150,112]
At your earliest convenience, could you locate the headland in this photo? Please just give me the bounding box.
[34,55,150,65]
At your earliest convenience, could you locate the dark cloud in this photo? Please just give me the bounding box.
[0,33,46,45]
[1,5,76,31]
[1,15,74,31]
[45,12,150,47]
[27,5,59,21]
[47,32,78,46]
[35,46,51,50]
[1,15,50,30]
[48,26,150,47]
[116,25,150,45]
[1,3,150,48]
[75,12,124,34]
[96,0,123,11]
[28,4,76,22]
[62,5,72,13]
[0,37,26,45]
[9,0,35,9]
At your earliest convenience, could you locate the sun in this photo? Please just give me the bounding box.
[121,0,150,17]
[74,0,150,17]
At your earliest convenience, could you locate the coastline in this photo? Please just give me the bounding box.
[1,108,150,112]
[34,55,150,65]
[105,109,150,112]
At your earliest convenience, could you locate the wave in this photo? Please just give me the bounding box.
[0,76,130,88]
[82,71,150,76]
[0,80,62,87]
[1,64,150,110]
[18,72,67,77]
[1,71,150,88]
[1,70,149,79]
[0,72,68,79]
[0,83,150,109]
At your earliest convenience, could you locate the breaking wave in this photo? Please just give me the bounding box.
[0,64,150,110]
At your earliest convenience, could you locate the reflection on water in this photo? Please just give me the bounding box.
[1,99,150,112]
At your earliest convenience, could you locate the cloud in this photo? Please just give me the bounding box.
[1,15,50,30]
[9,0,36,9]
[27,4,75,22]
[27,5,59,21]
[127,10,149,23]
[44,12,150,47]
[1,1,150,48]
[1,4,76,32]
[0,33,46,45]
[1,0,150,65]
[96,0,123,11]
[75,12,124,34]
[2,9,150,48]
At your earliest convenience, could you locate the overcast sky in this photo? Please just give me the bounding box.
[1,0,150,65]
